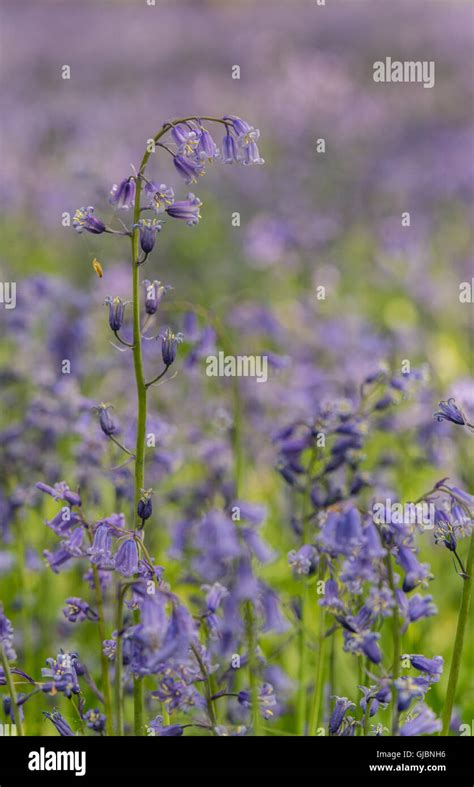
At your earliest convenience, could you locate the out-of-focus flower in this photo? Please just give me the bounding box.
[237,683,277,720]
[63,597,99,623]
[114,538,139,577]
[84,708,106,733]
[399,704,442,736]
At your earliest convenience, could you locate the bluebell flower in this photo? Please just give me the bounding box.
[329,696,355,734]
[237,683,277,720]
[0,605,16,661]
[36,481,81,507]
[201,582,228,638]
[196,125,220,161]
[152,676,201,713]
[288,544,318,575]
[144,182,174,213]
[359,685,389,717]
[173,154,205,184]
[148,716,185,736]
[105,296,126,332]
[88,523,115,569]
[95,402,119,437]
[159,327,184,366]
[63,597,99,623]
[41,652,81,697]
[319,578,345,613]
[43,710,75,736]
[319,508,363,556]
[84,708,106,733]
[137,490,153,523]
[434,397,466,426]
[143,279,170,314]
[396,545,430,592]
[399,704,442,736]
[434,510,457,552]
[222,131,239,163]
[109,177,136,209]
[134,218,162,254]
[395,676,430,712]
[166,193,202,225]
[72,206,106,234]
[171,123,200,155]
[115,538,139,577]
[407,654,444,681]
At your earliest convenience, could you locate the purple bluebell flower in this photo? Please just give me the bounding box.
[319,508,363,556]
[171,123,200,155]
[115,538,139,577]
[43,711,75,736]
[160,327,183,366]
[395,676,430,712]
[237,683,277,720]
[166,193,202,225]
[95,403,119,437]
[319,578,345,613]
[152,677,202,713]
[144,182,174,213]
[396,545,430,592]
[72,206,106,234]
[63,597,99,623]
[88,523,115,569]
[222,131,239,163]
[148,716,185,736]
[399,704,442,736]
[36,481,81,507]
[173,154,205,184]
[434,398,466,426]
[0,605,16,661]
[202,582,228,638]
[134,218,162,254]
[288,544,318,575]
[408,654,444,681]
[143,279,170,314]
[329,696,355,735]
[84,708,106,733]
[41,652,81,697]
[105,296,126,332]
[433,510,457,551]
[109,177,136,209]
[196,125,219,161]
[137,490,153,523]
[45,509,81,535]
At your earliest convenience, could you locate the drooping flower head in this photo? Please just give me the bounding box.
[72,206,106,235]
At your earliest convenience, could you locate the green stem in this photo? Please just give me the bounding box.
[0,643,24,736]
[308,607,327,736]
[132,606,144,736]
[363,697,373,737]
[244,601,261,736]
[92,565,114,736]
[191,643,217,732]
[385,553,401,735]
[441,532,474,735]
[114,584,125,736]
